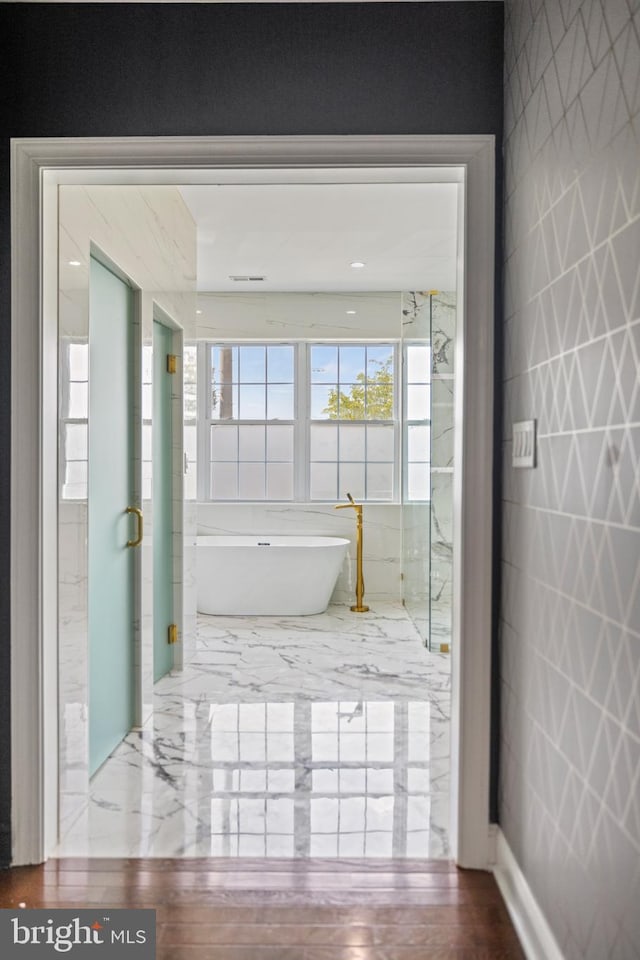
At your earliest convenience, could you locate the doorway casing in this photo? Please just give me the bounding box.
[10,135,495,868]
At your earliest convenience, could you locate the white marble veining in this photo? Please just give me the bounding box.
[55,603,450,859]
[401,291,456,652]
[197,502,402,603]
[430,294,456,648]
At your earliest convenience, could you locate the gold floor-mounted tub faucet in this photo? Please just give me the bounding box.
[335,493,369,613]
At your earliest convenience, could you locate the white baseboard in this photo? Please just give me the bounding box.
[493,828,565,960]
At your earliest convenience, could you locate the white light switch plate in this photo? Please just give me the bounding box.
[512,420,536,468]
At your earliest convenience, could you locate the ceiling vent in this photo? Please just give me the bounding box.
[229,275,267,282]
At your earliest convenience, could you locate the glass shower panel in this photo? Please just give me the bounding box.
[401,291,456,652]
[429,293,456,652]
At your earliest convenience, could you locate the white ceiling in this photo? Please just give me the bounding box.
[179,182,460,293]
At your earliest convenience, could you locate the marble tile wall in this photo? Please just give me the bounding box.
[430,293,456,650]
[58,186,197,833]
[197,503,402,604]
[502,1,640,957]
[401,291,456,650]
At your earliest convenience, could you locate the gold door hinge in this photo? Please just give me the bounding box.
[167,354,177,374]
[168,623,178,645]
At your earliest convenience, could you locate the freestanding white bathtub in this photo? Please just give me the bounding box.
[197,535,350,615]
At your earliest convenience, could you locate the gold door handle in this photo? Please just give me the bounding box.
[126,506,144,547]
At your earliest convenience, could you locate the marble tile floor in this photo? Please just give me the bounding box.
[55,602,451,860]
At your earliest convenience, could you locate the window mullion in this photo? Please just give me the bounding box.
[197,341,210,502]
[296,344,308,501]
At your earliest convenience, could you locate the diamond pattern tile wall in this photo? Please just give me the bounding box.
[501,1,640,958]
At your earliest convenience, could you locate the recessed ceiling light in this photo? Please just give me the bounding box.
[350,261,366,269]
[346,310,357,315]
[68,260,82,267]
[196,310,202,315]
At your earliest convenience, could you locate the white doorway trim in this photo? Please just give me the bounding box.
[10,135,495,868]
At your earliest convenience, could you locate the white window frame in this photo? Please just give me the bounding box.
[307,340,399,503]
[402,339,433,503]
[200,340,298,502]
[199,339,400,503]
[59,337,89,501]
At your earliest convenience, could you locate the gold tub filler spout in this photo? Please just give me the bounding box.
[335,492,369,613]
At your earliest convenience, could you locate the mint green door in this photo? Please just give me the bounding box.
[153,320,174,681]
[88,257,136,775]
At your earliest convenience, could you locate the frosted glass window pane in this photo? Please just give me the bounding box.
[238,425,265,461]
[407,384,430,420]
[366,702,394,730]
[239,703,265,730]
[408,425,430,462]
[184,466,197,501]
[239,346,265,382]
[339,346,365,381]
[365,798,394,830]
[65,461,87,485]
[65,423,87,460]
[267,462,293,500]
[267,384,294,419]
[311,345,338,382]
[183,384,197,421]
[312,701,339,729]
[63,483,87,500]
[183,345,197,384]
[310,462,337,500]
[339,462,365,500]
[408,463,430,501]
[408,701,430,731]
[68,382,88,419]
[267,702,294,729]
[407,345,431,383]
[312,735,339,763]
[339,768,366,792]
[184,424,197,460]
[142,345,153,383]
[340,733,366,762]
[267,345,294,382]
[366,463,393,499]
[142,383,152,420]
[313,770,338,792]
[69,342,89,380]
[210,425,237,461]
[142,423,153,460]
[366,425,394,461]
[266,425,293,461]
[311,384,335,419]
[310,424,337,460]
[239,462,265,499]
[239,384,265,419]
[211,462,238,499]
[339,425,365,461]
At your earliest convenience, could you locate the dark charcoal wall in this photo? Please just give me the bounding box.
[0,2,503,866]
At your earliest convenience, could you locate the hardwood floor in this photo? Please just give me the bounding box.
[0,858,525,959]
